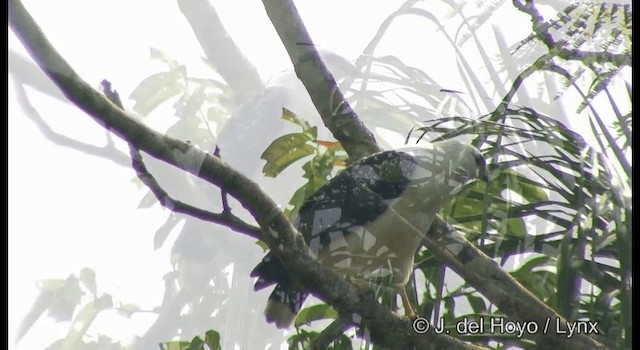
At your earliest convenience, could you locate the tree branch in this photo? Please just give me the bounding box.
[423,216,607,350]
[9,1,484,348]
[100,80,259,238]
[212,146,231,213]
[177,0,264,103]
[11,78,131,168]
[494,52,553,117]
[128,146,262,239]
[261,0,382,160]
[512,0,631,67]
[261,1,608,349]
[310,317,352,350]
[9,1,611,348]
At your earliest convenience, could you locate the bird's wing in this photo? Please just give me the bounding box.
[252,144,477,288]
[296,150,419,239]
[251,150,418,290]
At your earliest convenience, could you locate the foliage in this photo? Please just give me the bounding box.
[288,329,353,350]
[15,0,631,349]
[257,1,631,349]
[260,108,348,218]
[411,109,629,349]
[15,268,132,350]
[160,330,222,350]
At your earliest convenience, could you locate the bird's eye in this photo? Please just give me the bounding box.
[473,153,490,182]
[473,152,486,166]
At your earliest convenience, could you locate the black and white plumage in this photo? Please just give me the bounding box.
[251,139,489,328]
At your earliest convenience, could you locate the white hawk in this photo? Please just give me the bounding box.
[251,139,489,328]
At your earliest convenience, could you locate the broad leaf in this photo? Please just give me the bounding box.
[261,133,315,177]
[294,304,338,327]
[130,70,184,116]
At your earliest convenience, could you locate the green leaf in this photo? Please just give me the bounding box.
[281,108,311,130]
[465,294,487,314]
[187,77,230,95]
[47,275,81,322]
[129,176,145,189]
[174,86,207,120]
[130,71,184,116]
[188,336,205,350]
[161,340,192,350]
[284,142,346,217]
[556,235,578,317]
[329,334,353,350]
[305,126,318,140]
[61,295,112,350]
[149,48,180,70]
[154,213,182,250]
[578,260,621,293]
[261,133,315,177]
[285,176,328,218]
[116,303,140,318]
[44,339,64,350]
[16,288,54,343]
[78,267,97,295]
[288,331,353,350]
[39,278,66,290]
[287,329,317,349]
[511,256,557,301]
[496,169,549,203]
[206,106,227,125]
[294,304,338,327]
[499,217,527,238]
[204,330,222,350]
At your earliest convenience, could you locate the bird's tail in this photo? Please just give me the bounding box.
[265,284,308,329]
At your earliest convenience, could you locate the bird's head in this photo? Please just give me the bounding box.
[431,139,489,184]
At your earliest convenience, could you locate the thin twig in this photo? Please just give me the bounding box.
[9,1,609,348]
[12,78,130,167]
[261,0,381,160]
[127,145,261,239]
[544,63,631,178]
[512,0,631,67]
[213,146,231,213]
[100,79,262,239]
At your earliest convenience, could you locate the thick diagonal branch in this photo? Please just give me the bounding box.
[259,2,608,350]
[177,0,263,103]
[9,1,484,349]
[261,0,381,160]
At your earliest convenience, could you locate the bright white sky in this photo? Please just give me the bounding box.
[8,1,630,349]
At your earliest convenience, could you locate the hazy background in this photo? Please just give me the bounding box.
[8,1,630,349]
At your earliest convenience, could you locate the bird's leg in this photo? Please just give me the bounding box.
[349,276,416,318]
[399,286,417,318]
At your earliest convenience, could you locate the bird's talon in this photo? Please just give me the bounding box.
[404,310,417,319]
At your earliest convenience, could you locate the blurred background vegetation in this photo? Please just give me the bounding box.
[10,0,630,349]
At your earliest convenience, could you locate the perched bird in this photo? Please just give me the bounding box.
[251,139,489,328]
